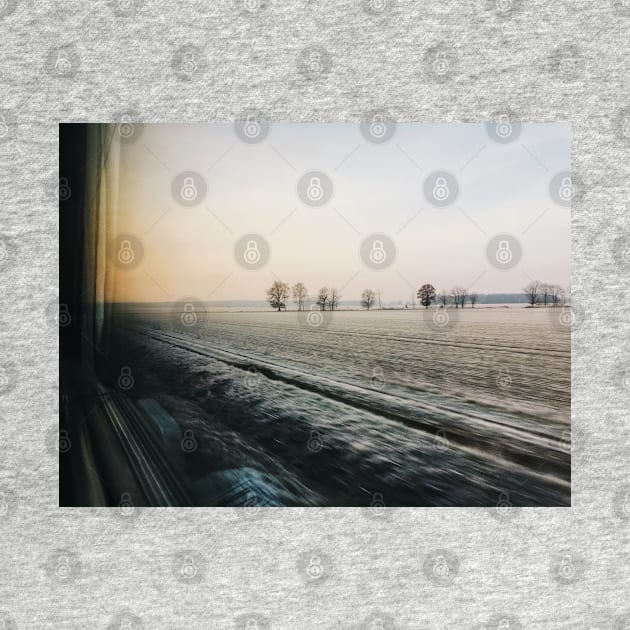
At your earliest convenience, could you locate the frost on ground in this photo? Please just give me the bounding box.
[110,308,571,506]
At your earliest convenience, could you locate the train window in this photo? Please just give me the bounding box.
[60,122,571,508]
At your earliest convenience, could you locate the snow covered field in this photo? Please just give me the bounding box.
[117,307,571,506]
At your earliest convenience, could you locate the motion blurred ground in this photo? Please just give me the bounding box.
[110,307,571,506]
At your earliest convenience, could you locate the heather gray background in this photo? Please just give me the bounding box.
[1,1,629,628]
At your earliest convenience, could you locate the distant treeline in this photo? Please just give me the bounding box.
[260,277,556,311]
[267,278,571,310]
[111,293,544,309]
[165,294,533,308]
[481,293,529,304]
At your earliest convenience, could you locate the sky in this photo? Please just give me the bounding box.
[108,122,571,304]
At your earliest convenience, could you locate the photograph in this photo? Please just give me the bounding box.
[59,120,571,507]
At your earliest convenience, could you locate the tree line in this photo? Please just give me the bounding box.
[266,282,476,311]
[411,284,481,309]
[265,280,568,311]
[522,281,568,307]
[266,281,341,311]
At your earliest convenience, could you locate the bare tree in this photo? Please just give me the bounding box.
[540,283,551,307]
[459,288,468,308]
[549,285,562,307]
[468,292,480,308]
[291,282,308,311]
[329,287,341,311]
[451,286,467,309]
[266,280,289,312]
[437,290,449,308]
[452,288,460,308]
[316,287,329,311]
[523,280,540,307]
[417,284,436,309]
[361,288,376,310]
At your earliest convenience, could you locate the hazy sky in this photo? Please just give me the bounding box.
[110,122,570,303]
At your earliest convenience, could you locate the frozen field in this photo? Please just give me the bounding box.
[117,307,571,506]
